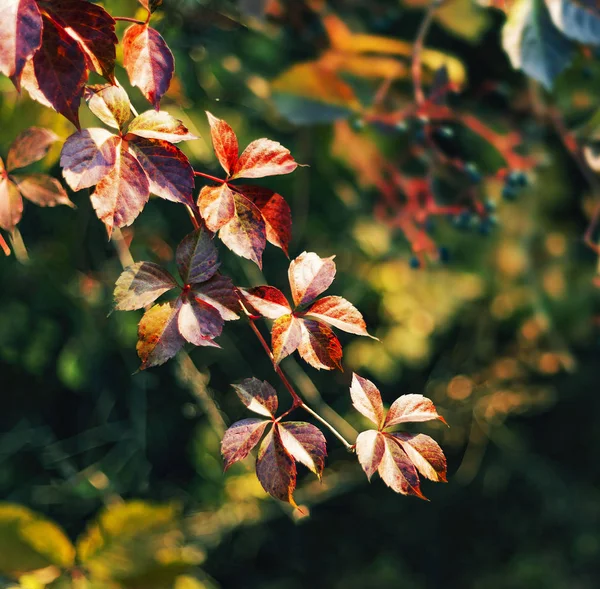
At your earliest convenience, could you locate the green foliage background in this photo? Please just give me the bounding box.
[1,0,599,587]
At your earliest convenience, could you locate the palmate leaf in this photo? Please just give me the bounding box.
[232,377,279,418]
[502,0,574,89]
[278,421,327,479]
[288,251,336,307]
[114,261,177,311]
[6,127,58,172]
[0,0,43,86]
[221,418,270,470]
[90,138,149,237]
[123,24,174,109]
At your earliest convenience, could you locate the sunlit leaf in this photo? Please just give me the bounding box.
[232,377,279,417]
[278,421,327,479]
[0,0,42,86]
[129,136,194,204]
[231,138,298,180]
[392,433,448,483]
[0,503,75,577]
[11,174,74,208]
[0,175,23,231]
[255,426,298,506]
[350,373,385,428]
[298,318,343,370]
[236,185,292,256]
[502,0,574,89]
[378,435,426,498]
[60,127,118,190]
[6,127,58,172]
[206,111,239,176]
[219,193,266,267]
[288,251,336,307]
[90,138,149,237]
[221,418,269,470]
[85,83,131,130]
[127,110,198,143]
[197,184,236,232]
[191,274,240,321]
[178,296,223,344]
[384,394,447,428]
[305,295,372,337]
[176,228,219,285]
[137,299,185,369]
[114,261,177,311]
[123,24,174,109]
[545,0,600,43]
[239,286,291,319]
[271,314,302,364]
[355,429,385,480]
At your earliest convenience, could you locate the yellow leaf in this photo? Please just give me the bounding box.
[320,51,409,80]
[0,504,75,579]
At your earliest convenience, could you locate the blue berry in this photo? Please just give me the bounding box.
[464,162,482,184]
[502,185,518,201]
[506,169,528,188]
[438,246,450,263]
[409,256,421,269]
[349,117,365,132]
[483,198,496,212]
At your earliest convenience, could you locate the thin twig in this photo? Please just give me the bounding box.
[112,227,135,267]
[300,403,353,450]
[114,16,146,25]
[412,1,441,106]
[194,170,227,184]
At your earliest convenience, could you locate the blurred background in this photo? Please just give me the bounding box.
[1,0,600,587]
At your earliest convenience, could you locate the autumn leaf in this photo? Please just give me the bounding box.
[271,314,303,364]
[0,0,42,86]
[219,193,266,267]
[191,274,240,321]
[231,138,298,180]
[11,174,73,208]
[232,377,278,418]
[137,299,185,369]
[206,111,239,175]
[240,286,292,319]
[197,184,236,232]
[126,110,198,143]
[289,251,336,307]
[113,261,177,311]
[297,319,343,370]
[177,295,224,345]
[0,172,23,232]
[305,295,372,337]
[90,138,149,237]
[123,24,174,109]
[85,84,131,130]
[176,227,219,285]
[221,418,270,470]
[278,421,327,479]
[350,373,447,497]
[6,127,58,172]
[256,426,298,506]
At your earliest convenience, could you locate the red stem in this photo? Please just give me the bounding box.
[114,16,146,25]
[0,233,10,256]
[194,170,227,184]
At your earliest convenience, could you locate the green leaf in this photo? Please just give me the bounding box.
[503,0,574,89]
[0,503,75,578]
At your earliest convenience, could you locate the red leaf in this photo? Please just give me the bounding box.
[178,296,224,345]
[114,261,177,311]
[384,394,447,428]
[11,174,74,208]
[191,274,240,321]
[305,295,372,337]
[392,433,447,483]
[355,430,385,481]
[123,24,174,109]
[231,138,298,179]
[206,112,239,175]
[232,377,278,418]
[176,228,219,285]
[0,0,42,86]
[256,425,298,506]
[239,286,291,319]
[0,175,23,231]
[221,418,269,471]
[197,184,235,232]
[41,0,117,82]
[137,299,185,369]
[237,185,292,256]
[278,421,327,479]
[6,127,59,172]
[60,128,118,190]
[350,373,384,428]
[378,434,425,499]
[288,251,336,307]
[85,84,131,130]
[298,318,343,371]
[21,15,87,128]
[90,138,149,237]
[219,193,266,267]
[128,136,194,205]
[127,110,198,143]
[271,314,302,364]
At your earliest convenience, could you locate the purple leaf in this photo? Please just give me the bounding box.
[232,377,278,418]
[114,261,177,311]
[221,418,269,471]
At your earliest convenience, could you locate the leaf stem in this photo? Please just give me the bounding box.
[194,170,227,184]
[114,16,147,25]
[0,233,10,256]
[300,403,353,450]
[412,1,441,106]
